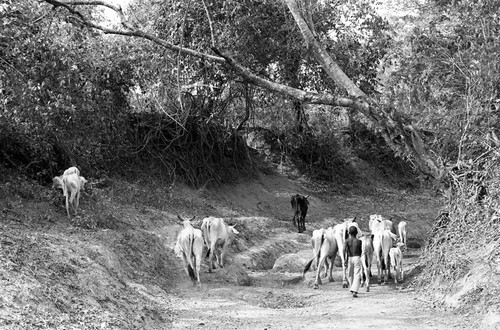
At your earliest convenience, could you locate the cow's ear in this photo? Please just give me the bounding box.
[305,195,309,199]
[230,226,239,235]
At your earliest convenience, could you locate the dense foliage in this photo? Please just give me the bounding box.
[384,0,500,312]
[1,0,396,187]
[0,1,252,186]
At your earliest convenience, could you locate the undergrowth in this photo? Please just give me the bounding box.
[416,154,500,315]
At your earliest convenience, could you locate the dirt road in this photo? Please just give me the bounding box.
[160,170,479,329]
[169,252,474,329]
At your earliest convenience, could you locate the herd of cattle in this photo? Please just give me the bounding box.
[301,214,407,292]
[51,168,408,291]
[173,193,409,291]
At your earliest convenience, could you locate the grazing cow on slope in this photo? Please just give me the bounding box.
[303,218,359,289]
[53,167,87,219]
[291,194,309,233]
[62,173,87,219]
[360,234,374,292]
[398,221,408,249]
[201,217,239,272]
[174,215,204,286]
[389,242,405,283]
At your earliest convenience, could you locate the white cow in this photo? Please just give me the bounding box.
[200,217,239,272]
[53,167,87,219]
[174,216,204,286]
[302,218,359,289]
[302,226,337,289]
[311,228,329,278]
[389,242,405,283]
[372,227,397,284]
[398,221,408,249]
[62,173,87,219]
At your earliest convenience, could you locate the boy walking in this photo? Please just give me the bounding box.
[346,225,362,297]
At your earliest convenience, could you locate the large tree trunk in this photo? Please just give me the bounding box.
[284,0,446,180]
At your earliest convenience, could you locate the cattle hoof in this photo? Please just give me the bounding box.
[342,282,349,288]
[313,285,319,289]
[366,287,370,292]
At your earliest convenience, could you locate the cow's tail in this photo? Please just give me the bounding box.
[187,264,196,281]
[303,258,314,278]
[186,235,198,282]
[380,251,386,270]
[302,234,324,278]
[204,222,212,258]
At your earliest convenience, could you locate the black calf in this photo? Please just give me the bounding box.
[291,194,309,233]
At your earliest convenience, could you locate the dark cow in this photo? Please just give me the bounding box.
[291,194,309,233]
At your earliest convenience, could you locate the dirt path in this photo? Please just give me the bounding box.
[168,248,474,329]
[159,169,479,329]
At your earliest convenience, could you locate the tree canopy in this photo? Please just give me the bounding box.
[1,0,499,185]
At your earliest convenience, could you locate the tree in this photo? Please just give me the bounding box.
[39,0,447,180]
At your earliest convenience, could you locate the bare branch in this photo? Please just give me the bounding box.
[43,0,225,63]
[201,0,217,47]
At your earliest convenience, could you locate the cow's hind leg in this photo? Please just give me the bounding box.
[321,258,329,279]
[65,194,71,219]
[327,257,335,282]
[376,252,382,284]
[383,254,390,283]
[219,244,227,268]
[207,245,215,272]
[192,238,203,286]
[361,255,370,292]
[340,246,349,288]
[314,254,328,289]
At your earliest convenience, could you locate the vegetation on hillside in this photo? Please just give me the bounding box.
[386,0,500,312]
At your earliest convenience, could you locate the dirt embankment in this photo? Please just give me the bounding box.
[0,167,486,329]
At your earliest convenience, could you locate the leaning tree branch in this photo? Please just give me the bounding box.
[284,0,446,180]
